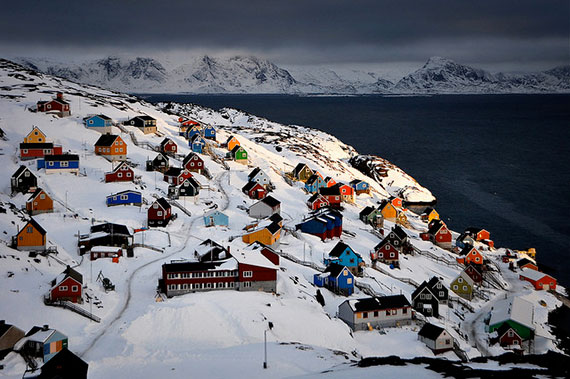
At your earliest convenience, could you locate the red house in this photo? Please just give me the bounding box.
[49,266,83,304]
[422,219,452,249]
[20,143,63,160]
[324,177,337,187]
[307,193,329,210]
[148,198,172,227]
[456,245,484,265]
[37,93,71,117]
[519,268,557,291]
[463,264,483,285]
[242,181,266,200]
[163,167,192,186]
[390,196,403,208]
[465,227,491,241]
[371,239,400,267]
[318,186,342,209]
[160,138,178,155]
[497,325,523,350]
[233,248,278,292]
[105,161,134,183]
[183,152,204,173]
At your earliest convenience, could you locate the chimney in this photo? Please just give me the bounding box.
[42,325,49,331]
[56,92,63,100]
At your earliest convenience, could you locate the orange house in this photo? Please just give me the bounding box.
[94,134,127,161]
[226,136,240,151]
[24,126,47,143]
[26,188,53,215]
[242,222,281,246]
[456,246,484,265]
[13,219,46,251]
[379,200,398,221]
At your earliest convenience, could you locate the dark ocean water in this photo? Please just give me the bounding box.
[142,94,570,288]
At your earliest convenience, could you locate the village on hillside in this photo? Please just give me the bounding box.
[0,59,567,378]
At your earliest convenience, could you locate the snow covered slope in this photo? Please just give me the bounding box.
[0,59,565,378]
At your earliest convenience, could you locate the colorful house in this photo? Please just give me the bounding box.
[13,218,46,251]
[179,119,200,136]
[160,138,177,155]
[421,207,440,223]
[148,198,173,227]
[371,238,400,268]
[186,125,202,140]
[248,196,281,219]
[423,219,452,249]
[106,190,142,207]
[333,183,355,203]
[146,152,170,172]
[488,296,534,344]
[26,188,53,215]
[94,134,127,161]
[324,176,337,187]
[242,181,267,200]
[20,142,63,160]
[168,177,200,199]
[203,210,229,227]
[49,266,83,304]
[307,193,329,211]
[163,167,193,186]
[104,161,134,183]
[349,179,370,195]
[83,114,112,133]
[517,258,538,271]
[183,152,204,173]
[495,324,524,351]
[338,295,412,330]
[203,125,216,140]
[465,227,494,248]
[125,115,157,134]
[314,263,355,296]
[190,134,206,154]
[241,220,281,246]
[297,208,343,241]
[418,324,454,354]
[194,239,228,261]
[324,242,364,276]
[225,136,240,151]
[318,186,342,209]
[230,145,248,163]
[11,165,37,194]
[411,277,448,318]
[248,167,271,188]
[37,154,80,174]
[450,272,474,301]
[17,326,68,363]
[36,92,70,117]
[519,268,557,291]
[379,199,398,221]
[78,223,133,255]
[359,206,384,229]
[24,126,47,143]
[464,264,484,285]
[456,245,484,266]
[390,196,403,208]
[291,163,313,182]
[305,173,325,193]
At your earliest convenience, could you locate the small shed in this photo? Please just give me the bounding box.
[418,323,454,354]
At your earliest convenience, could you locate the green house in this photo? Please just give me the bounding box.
[231,145,248,163]
[450,272,474,301]
[488,296,535,340]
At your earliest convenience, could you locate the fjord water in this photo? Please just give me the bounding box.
[144,94,570,287]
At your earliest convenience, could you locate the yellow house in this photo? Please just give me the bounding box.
[421,207,439,223]
[24,126,47,143]
[226,136,240,151]
[242,222,281,246]
[380,200,398,222]
[395,211,408,226]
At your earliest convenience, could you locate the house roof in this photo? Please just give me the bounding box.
[44,154,79,162]
[293,163,309,176]
[160,138,175,147]
[359,206,375,217]
[163,260,231,273]
[496,323,521,339]
[84,114,112,121]
[181,177,200,189]
[90,223,132,236]
[306,174,321,186]
[55,266,83,285]
[28,188,48,202]
[231,144,244,154]
[411,280,435,301]
[107,190,141,199]
[418,323,446,340]
[308,193,326,204]
[421,207,435,216]
[12,165,34,180]
[489,296,534,331]
[269,213,283,224]
[325,263,352,278]
[20,142,54,149]
[243,181,263,193]
[520,268,553,281]
[154,197,171,210]
[183,152,203,165]
[135,115,156,121]
[266,221,281,235]
[459,245,478,256]
[465,263,482,275]
[319,186,340,196]
[454,271,474,287]
[109,161,132,173]
[191,134,205,143]
[231,247,278,270]
[248,167,262,180]
[204,209,228,218]
[347,295,411,312]
[329,242,353,257]
[427,219,447,235]
[225,135,237,144]
[94,134,120,147]
[427,276,445,291]
[0,321,16,338]
[24,218,47,236]
[517,258,536,267]
[153,152,169,163]
[261,195,280,208]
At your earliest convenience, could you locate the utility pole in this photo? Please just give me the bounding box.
[263,329,267,369]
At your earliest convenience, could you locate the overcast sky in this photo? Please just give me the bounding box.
[1,0,568,72]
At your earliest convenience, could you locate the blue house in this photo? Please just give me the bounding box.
[324,241,363,276]
[203,210,229,227]
[106,190,142,207]
[83,114,113,133]
[18,326,68,363]
[305,174,325,194]
[314,263,354,296]
[190,134,206,154]
[38,154,80,174]
[296,208,343,241]
[203,125,216,140]
[349,179,370,195]
[186,125,201,140]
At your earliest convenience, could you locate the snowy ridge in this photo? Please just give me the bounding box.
[0,58,566,378]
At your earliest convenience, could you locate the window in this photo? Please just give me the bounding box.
[392,309,397,315]
[394,240,399,246]
[439,291,445,297]
[127,172,131,177]
[121,195,128,200]
[453,285,458,290]
[347,278,352,284]
[59,286,68,291]
[243,282,251,288]
[117,173,122,178]
[157,210,162,217]
[40,194,45,199]
[458,278,463,283]
[373,311,378,317]
[390,253,395,258]
[349,258,354,263]
[343,270,348,276]
[445,339,451,345]
[508,330,513,337]
[115,148,119,153]
[44,149,51,154]
[119,148,123,153]
[153,204,158,209]
[513,340,519,345]
[61,161,69,168]
[356,313,362,319]
[206,283,212,289]
[463,286,468,291]
[27,226,33,233]
[72,285,78,292]
[386,310,390,316]
[48,162,54,166]
[403,308,408,314]
[243,271,253,278]
[89,120,93,124]
[363,312,368,319]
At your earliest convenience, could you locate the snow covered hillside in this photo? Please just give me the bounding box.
[16,55,570,95]
[0,59,567,378]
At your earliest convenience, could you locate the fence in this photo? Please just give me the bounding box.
[44,296,101,322]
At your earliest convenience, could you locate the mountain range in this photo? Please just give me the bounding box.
[15,55,570,94]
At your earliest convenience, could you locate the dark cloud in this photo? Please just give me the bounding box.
[1,0,568,69]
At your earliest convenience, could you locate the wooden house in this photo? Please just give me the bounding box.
[37,92,70,117]
[90,246,122,261]
[160,138,177,155]
[424,219,452,249]
[465,227,491,242]
[307,193,329,211]
[203,125,216,140]
[11,165,37,194]
[411,277,448,318]
[324,176,337,187]
[49,266,83,303]
[464,264,484,285]
[314,263,354,296]
[349,179,370,195]
[318,186,342,209]
[148,198,173,227]
[183,152,204,173]
[84,114,112,134]
[390,196,403,208]
[242,181,266,200]
[378,199,398,221]
[455,232,476,250]
[305,174,325,193]
[94,134,126,161]
[78,223,133,255]
[104,161,134,183]
[125,115,157,134]
[291,163,313,182]
[179,119,200,136]
[333,183,354,203]
[186,125,202,140]
[225,135,240,151]
[456,245,484,266]
[194,239,228,262]
[168,177,200,199]
[38,349,89,379]
[248,167,271,188]
[13,218,46,251]
[495,324,524,351]
[517,258,538,271]
[17,326,68,363]
[163,167,193,186]
[24,126,47,143]
[26,188,53,215]
[241,220,281,246]
[418,323,454,354]
[324,242,364,276]
[371,238,400,268]
[106,190,142,207]
[450,272,474,301]
[421,207,440,223]
[146,152,170,172]
[20,142,63,160]
[248,196,281,219]
[0,321,25,354]
[488,296,534,346]
[338,295,412,331]
[359,206,384,228]
[386,225,409,246]
[37,154,80,174]
[296,208,343,241]
[230,145,248,163]
[519,268,557,291]
[190,134,206,154]
[203,210,229,227]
